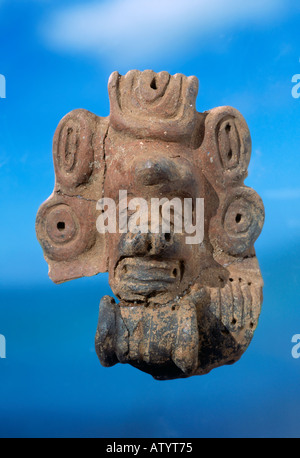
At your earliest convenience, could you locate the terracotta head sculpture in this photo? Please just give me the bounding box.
[36,70,264,380]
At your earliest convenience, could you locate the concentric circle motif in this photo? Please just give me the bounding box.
[45,204,78,244]
[36,197,96,262]
[210,187,265,255]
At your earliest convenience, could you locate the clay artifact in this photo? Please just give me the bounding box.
[36,70,265,380]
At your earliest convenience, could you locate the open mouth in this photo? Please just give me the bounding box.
[114,257,183,299]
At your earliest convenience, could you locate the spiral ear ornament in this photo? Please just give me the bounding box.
[201,106,252,188]
[209,186,265,256]
[36,195,96,262]
[53,109,97,189]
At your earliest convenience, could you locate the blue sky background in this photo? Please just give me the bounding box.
[0,0,300,438]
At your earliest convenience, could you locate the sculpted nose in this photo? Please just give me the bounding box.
[120,230,173,257]
[120,231,152,256]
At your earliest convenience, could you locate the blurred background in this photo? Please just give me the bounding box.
[0,0,300,438]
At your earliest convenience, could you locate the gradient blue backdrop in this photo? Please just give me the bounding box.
[0,0,300,438]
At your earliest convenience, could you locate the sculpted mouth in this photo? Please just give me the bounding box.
[114,257,183,299]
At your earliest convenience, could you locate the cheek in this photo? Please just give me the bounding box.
[178,239,207,258]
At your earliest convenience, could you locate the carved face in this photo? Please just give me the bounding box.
[36,71,265,380]
[105,139,210,305]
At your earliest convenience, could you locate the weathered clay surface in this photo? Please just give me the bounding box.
[36,70,264,380]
